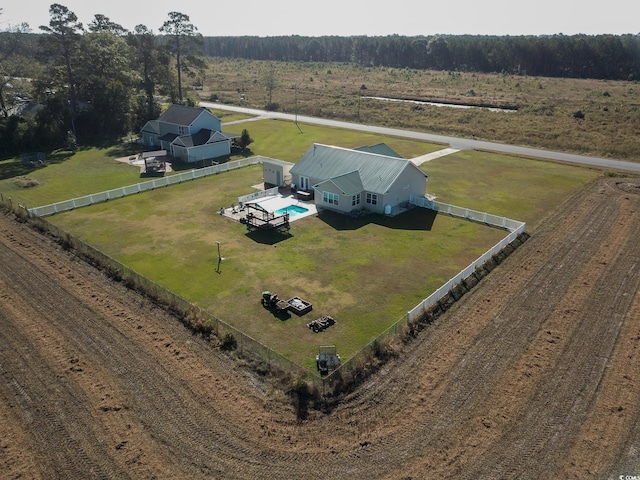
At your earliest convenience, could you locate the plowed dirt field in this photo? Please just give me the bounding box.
[1,176,640,479]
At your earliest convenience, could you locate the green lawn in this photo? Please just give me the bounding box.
[226,119,443,162]
[51,164,506,369]
[0,145,144,207]
[0,120,601,370]
[423,150,600,231]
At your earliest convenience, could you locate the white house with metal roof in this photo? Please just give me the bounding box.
[140,105,238,163]
[289,143,429,215]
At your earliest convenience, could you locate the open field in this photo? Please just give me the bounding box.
[201,58,640,161]
[2,171,639,478]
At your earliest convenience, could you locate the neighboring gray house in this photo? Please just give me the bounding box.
[140,105,238,163]
[289,143,429,215]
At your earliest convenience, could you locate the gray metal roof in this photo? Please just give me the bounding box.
[262,158,295,167]
[291,144,427,195]
[314,170,363,195]
[354,143,402,158]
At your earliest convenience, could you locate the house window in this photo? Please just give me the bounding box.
[299,176,310,191]
[366,193,378,205]
[178,126,188,135]
[352,193,361,206]
[323,192,339,206]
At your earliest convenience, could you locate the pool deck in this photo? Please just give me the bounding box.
[219,192,317,223]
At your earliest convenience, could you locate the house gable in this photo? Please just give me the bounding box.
[141,120,160,134]
[314,170,363,195]
[209,131,230,143]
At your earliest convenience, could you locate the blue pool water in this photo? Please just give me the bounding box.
[274,205,309,217]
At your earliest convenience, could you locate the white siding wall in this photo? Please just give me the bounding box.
[182,141,230,163]
[382,166,427,209]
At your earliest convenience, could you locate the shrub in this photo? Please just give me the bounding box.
[290,375,321,419]
[220,333,237,351]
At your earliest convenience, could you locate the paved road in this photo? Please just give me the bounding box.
[203,101,640,173]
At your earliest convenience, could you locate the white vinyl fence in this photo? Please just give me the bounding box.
[406,196,526,323]
[27,156,270,218]
[238,187,280,205]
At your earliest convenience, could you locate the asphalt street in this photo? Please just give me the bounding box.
[201,101,640,174]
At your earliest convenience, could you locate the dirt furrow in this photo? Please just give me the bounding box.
[349,178,636,477]
[0,233,285,477]
[0,298,127,479]
[1,176,640,478]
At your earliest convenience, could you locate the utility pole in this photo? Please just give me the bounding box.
[294,82,303,134]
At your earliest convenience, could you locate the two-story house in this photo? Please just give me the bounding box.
[140,105,237,163]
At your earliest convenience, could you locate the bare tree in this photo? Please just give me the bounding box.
[263,65,277,109]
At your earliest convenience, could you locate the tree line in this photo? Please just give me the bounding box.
[0,4,204,156]
[201,34,640,81]
[1,3,639,157]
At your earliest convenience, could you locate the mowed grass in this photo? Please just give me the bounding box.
[423,150,601,231]
[221,118,443,162]
[0,146,144,207]
[48,152,600,369]
[1,119,601,369]
[51,163,506,368]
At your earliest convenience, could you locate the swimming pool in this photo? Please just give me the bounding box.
[274,205,309,217]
